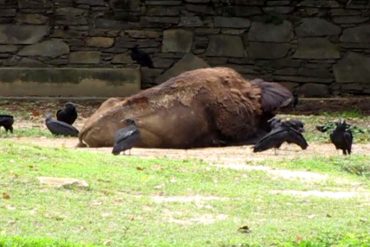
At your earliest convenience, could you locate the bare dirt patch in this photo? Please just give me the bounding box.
[271,190,370,199]
[214,164,329,182]
[162,209,229,225]
[9,136,370,160]
[151,195,228,204]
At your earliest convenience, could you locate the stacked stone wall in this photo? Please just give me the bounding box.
[0,0,370,96]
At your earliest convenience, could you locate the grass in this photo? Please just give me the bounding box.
[254,155,370,179]
[0,141,369,247]
[278,113,370,144]
[0,236,95,247]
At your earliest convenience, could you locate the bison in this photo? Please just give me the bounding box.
[78,67,293,148]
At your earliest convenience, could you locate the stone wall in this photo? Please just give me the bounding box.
[0,0,370,96]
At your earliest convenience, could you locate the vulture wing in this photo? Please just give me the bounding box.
[285,128,309,149]
[343,130,353,152]
[46,119,79,137]
[112,125,140,155]
[253,127,288,152]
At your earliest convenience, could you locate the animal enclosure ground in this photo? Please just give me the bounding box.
[0,98,369,246]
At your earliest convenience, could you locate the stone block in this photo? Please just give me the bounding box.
[0,45,17,53]
[146,6,180,16]
[86,37,114,48]
[185,4,215,15]
[18,39,69,57]
[75,0,105,6]
[156,53,209,83]
[274,75,333,83]
[146,1,181,5]
[0,67,140,97]
[298,83,330,97]
[18,0,52,8]
[333,52,370,83]
[111,53,133,64]
[18,57,45,66]
[248,42,290,59]
[16,14,48,24]
[340,25,370,43]
[179,16,203,27]
[56,7,88,25]
[125,30,161,39]
[141,17,179,24]
[69,51,101,64]
[296,18,341,37]
[206,35,244,57]
[231,6,261,16]
[152,57,175,68]
[184,0,210,2]
[0,25,49,44]
[263,7,294,14]
[293,38,340,59]
[332,16,369,24]
[0,9,16,17]
[162,29,193,53]
[214,17,250,28]
[248,20,293,42]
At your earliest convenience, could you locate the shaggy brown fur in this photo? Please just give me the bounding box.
[78,67,292,148]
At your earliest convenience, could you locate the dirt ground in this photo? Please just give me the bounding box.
[10,136,370,163]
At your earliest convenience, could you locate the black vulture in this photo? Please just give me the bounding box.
[45,114,79,137]
[130,45,154,68]
[330,119,353,155]
[0,114,14,133]
[56,102,78,125]
[253,122,308,154]
[112,119,140,155]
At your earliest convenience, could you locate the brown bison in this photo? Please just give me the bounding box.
[78,67,293,148]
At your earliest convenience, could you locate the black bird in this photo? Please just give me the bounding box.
[56,102,78,125]
[112,119,140,155]
[253,122,308,154]
[45,114,79,137]
[0,114,14,133]
[268,117,305,133]
[130,45,154,68]
[330,119,353,155]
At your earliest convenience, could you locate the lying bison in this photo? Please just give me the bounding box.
[78,67,293,148]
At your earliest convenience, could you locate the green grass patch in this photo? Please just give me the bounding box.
[0,141,369,246]
[0,128,53,138]
[0,236,96,247]
[278,114,370,144]
[255,155,370,178]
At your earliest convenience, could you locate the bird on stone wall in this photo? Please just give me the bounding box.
[330,119,353,155]
[130,45,154,68]
[112,119,140,155]
[45,114,79,137]
[0,114,14,133]
[56,102,78,125]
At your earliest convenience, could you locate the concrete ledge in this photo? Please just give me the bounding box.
[0,67,140,97]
